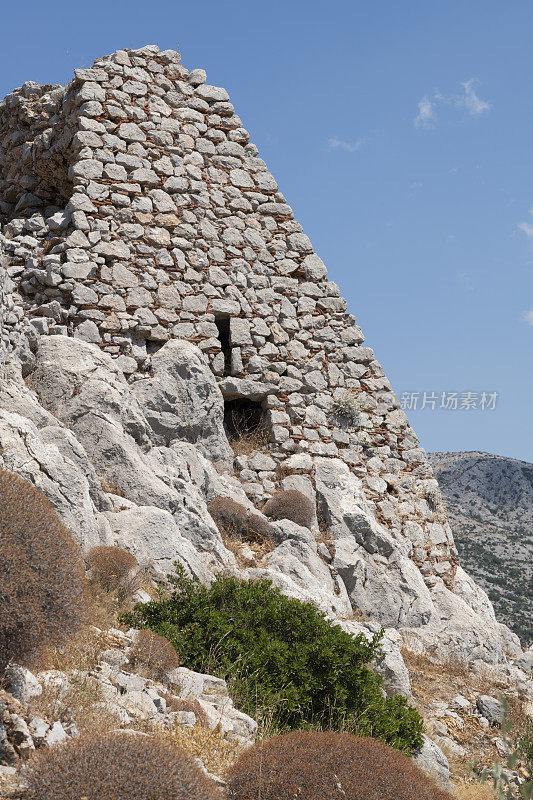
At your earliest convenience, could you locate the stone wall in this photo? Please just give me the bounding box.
[0,238,27,385]
[0,45,458,587]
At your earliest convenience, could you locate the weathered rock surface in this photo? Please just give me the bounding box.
[132,340,233,470]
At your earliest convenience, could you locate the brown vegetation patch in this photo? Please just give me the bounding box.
[0,467,86,676]
[207,497,275,565]
[131,629,179,678]
[226,731,453,800]
[162,695,210,729]
[263,488,316,529]
[87,545,140,598]
[23,730,221,800]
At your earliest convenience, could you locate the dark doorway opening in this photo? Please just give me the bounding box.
[214,315,231,375]
[224,398,264,439]
[146,339,164,355]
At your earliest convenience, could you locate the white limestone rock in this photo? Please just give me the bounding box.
[131,339,233,470]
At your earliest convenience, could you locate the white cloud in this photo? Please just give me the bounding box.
[327,137,365,152]
[518,221,533,238]
[414,96,435,128]
[523,309,533,325]
[415,78,491,128]
[456,79,491,115]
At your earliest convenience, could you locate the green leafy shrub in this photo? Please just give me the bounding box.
[131,628,180,678]
[263,489,315,529]
[122,571,424,752]
[0,467,86,676]
[23,730,221,800]
[226,731,453,800]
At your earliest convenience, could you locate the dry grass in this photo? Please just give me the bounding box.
[401,645,530,785]
[453,779,497,799]
[37,625,106,674]
[29,668,121,738]
[227,421,269,458]
[159,723,245,777]
[220,525,275,567]
[208,497,276,566]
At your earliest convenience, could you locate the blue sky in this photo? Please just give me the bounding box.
[1,1,532,461]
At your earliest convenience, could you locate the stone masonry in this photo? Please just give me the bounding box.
[0,45,458,588]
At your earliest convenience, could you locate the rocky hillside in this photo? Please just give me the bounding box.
[428,452,533,645]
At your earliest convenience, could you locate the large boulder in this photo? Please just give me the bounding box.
[105,502,231,581]
[132,340,233,471]
[413,735,450,785]
[314,457,434,628]
[314,457,509,664]
[0,408,107,550]
[261,520,352,617]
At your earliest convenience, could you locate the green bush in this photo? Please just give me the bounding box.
[122,570,424,753]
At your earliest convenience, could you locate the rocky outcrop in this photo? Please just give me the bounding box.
[0,335,521,673]
[132,339,233,470]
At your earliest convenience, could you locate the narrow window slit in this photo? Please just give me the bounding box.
[214,315,231,376]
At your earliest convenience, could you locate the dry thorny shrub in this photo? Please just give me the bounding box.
[207,497,275,565]
[263,488,316,529]
[226,731,454,800]
[23,730,222,800]
[86,545,142,601]
[131,629,179,680]
[0,467,86,676]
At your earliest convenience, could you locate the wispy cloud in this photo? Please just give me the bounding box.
[457,78,492,115]
[414,79,491,128]
[523,309,533,325]
[518,221,533,238]
[327,137,366,152]
[414,97,436,129]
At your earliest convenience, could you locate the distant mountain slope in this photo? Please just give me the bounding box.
[428,451,533,645]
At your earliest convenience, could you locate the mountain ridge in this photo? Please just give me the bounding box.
[429,450,533,645]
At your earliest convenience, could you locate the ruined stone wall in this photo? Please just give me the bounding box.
[0,45,458,587]
[0,238,27,384]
